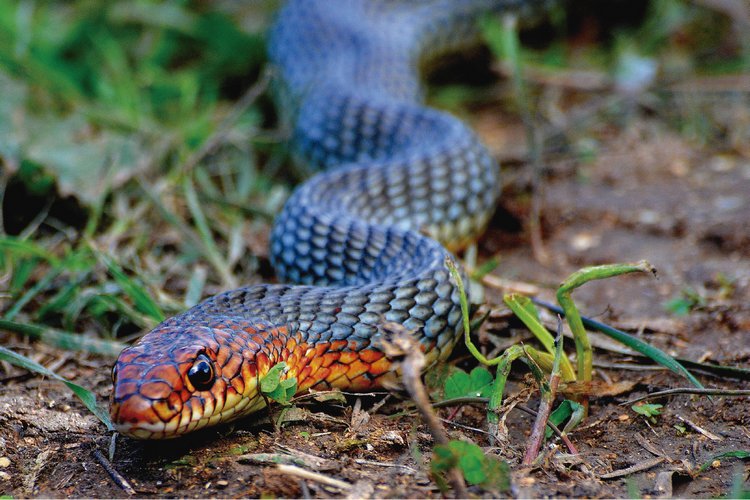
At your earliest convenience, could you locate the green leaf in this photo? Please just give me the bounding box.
[431,440,510,491]
[699,450,750,473]
[444,369,471,400]
[546,399,584,439]
[471,256,500,280]
[260,361,298,404]
[0,346,113,430]
[443,367,494,400]
[260,362,286,394]
[664,297,692,316]
[469,367,494,397]
[266,377,297,405]
[631,403,662,417]
[504,294,577,380]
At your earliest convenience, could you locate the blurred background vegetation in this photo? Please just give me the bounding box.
[0,0,748,351]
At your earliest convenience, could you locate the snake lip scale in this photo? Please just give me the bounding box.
[110,0,541,439]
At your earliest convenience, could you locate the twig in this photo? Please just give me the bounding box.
[93,449,135,496]
[299,479,312,500]
[380,323,468,499]
[599,456,666,479]
[291,390,386,404]
[432,398,578,455]
[623,388,750,405]
[440,417,491,435]
[675,414,722,441]
[354,459,418,473]
[276,464,352,491]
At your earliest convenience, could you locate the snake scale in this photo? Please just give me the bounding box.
[110,0,542,439]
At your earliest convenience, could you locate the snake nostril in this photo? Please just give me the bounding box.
[187,354,215,391]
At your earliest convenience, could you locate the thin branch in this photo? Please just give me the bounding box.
[380,323,468,499]
[599,457,666,480]
[93,449,135,496]
[433,397,578,455]
[623,388,750,405]
[276,464,352,491]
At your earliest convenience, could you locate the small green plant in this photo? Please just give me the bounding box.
[259,362,298,406]
[664,287,706,316]
[431,440,510,493]
[631,403,663,424]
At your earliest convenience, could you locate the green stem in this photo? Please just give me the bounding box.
[504,293,576,380]
[556,260,655,410]
[446,257,503,367]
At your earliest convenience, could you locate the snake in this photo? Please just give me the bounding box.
[110,0,542,439]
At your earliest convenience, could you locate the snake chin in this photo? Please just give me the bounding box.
[111,392,266,440]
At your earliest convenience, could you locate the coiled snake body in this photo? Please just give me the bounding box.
[111,0,536,439]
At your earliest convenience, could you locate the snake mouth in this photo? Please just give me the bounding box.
[111,391,267,439]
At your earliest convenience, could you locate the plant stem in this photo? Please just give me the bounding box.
[487,345,525,445]
[523,317,564,465]
[556,260,656,412]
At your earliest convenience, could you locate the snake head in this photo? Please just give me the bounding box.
[110,320,268,439]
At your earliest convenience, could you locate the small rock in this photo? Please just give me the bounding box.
[0,457,9,468]
[570,231,600,251]
[380,430,405,446]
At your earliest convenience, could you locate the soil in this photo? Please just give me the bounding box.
[2,63,750,500]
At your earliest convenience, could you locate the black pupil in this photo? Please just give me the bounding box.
[188,355,214,390]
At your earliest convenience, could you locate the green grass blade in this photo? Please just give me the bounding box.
[0,319,126,356]
[698,450,750,473]
[183,176,237,287]
[0,346,113,431]
[504,294,576,380]
[4,267,61,320]
[93,249,165,323]
[0,236,60,264]
[532,299,704,389]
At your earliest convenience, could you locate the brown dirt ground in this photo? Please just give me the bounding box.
[2,77,750,498]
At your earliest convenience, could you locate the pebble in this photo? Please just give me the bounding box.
[0,457,10,468]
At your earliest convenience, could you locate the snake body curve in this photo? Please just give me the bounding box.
[111,0,536,439]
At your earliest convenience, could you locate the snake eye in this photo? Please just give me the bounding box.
[188,354,215,391]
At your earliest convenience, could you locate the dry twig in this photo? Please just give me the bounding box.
[276,464,352,491]
[624,387,750,405]
[379,322,469,499]
[93,449,135,496]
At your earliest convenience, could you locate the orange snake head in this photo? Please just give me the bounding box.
[110,319,273,439]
